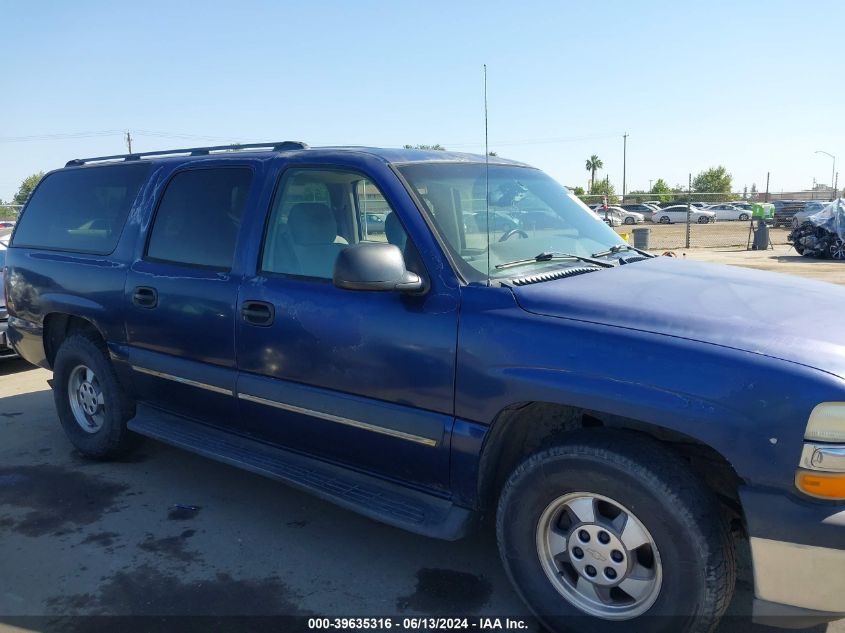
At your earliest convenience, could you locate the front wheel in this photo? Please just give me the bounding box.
[496,431,735,633]
[624,217,635,225]
[658,216,670,224]
[739,213,749,221]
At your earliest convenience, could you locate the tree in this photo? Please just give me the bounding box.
[585,155,603,188]
[13,172,44,206]
[571,186,586,196]
[649,178,673,203]
[487,151,498,157]
[403,144,446,151]
[750,183,758,200]
[589,178,618,204]
[692,166,732,196]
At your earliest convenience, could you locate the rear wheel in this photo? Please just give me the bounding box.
[658,216,670,224]
[739,213,749,221]
[830,239,845,260]
[496,431,735,633]
[624,217,635,225]
[53,332,139,459]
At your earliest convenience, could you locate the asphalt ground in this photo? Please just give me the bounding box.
[0,252,842,633]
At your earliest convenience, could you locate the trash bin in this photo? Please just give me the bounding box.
[752,219,770,250]
[632,228,650,250]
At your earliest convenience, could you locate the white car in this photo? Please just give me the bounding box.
[607,206,644,225]
[590,207,622,226]
[707,204,751,221]
[653,205,717,224]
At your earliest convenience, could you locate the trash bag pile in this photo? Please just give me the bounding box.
[788,199,845,260]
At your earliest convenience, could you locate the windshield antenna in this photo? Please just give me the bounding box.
[484,64,491,287]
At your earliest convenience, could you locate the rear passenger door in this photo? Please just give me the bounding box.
[124,165,255,427]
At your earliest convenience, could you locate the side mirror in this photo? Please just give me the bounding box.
[333,242,424,293]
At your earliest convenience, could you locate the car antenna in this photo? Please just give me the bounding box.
[484,64,491,287]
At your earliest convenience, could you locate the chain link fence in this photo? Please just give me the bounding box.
[0,205,22,221]
[577,192,807,250]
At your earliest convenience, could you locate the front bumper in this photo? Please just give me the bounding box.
[751,537,845,616]
[741,486,845,622]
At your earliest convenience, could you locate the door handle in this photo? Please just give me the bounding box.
[241,301,274,326]
[132,286,158,308]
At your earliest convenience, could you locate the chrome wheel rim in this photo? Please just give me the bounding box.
[68,364,105,433]
[830,240,845,260]
[536,492,662,620]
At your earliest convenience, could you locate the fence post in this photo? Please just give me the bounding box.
[685,173,692,249]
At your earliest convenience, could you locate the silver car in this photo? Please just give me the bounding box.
[653,205,717,224]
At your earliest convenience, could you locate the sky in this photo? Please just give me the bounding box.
[1,0,844,201]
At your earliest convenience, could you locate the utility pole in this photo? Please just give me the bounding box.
[649,179,653,191]
[622,133,628,203]
[125,131,133,154]
[764,172,770,203]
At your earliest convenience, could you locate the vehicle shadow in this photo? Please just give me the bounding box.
[0,357,37,377]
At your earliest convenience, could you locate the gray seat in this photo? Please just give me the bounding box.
[287,202,345,278]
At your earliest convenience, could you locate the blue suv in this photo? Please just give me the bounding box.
[5,142,845,632]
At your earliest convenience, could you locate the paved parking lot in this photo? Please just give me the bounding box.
[1,251,842,632]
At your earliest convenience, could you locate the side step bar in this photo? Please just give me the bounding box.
[128,405,477,540]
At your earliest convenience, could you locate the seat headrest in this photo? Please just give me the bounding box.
[288,203,337,245]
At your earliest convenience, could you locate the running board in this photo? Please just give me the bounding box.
[128,405,477,540]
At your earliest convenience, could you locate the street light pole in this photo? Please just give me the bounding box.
[622,133,628,203]
[816,150,836,201]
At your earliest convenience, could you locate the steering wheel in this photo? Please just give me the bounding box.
[498,229,529,242]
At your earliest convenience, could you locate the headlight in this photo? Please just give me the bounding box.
[805,402,845,442]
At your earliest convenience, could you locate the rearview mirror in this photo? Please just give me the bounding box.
[333,242,424,293]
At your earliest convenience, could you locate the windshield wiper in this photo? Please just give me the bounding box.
[495,251,614,270]
[590,244,654,258]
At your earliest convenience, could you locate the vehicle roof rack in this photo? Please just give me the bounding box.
[65,141,309,167]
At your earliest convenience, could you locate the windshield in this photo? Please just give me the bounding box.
[398,163,625,281]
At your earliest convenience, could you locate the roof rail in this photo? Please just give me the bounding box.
[65,141,309,167]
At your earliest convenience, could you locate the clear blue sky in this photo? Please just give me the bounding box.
[2,0,843,200]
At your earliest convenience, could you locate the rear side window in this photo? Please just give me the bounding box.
[146,167,252,270]
[12,164,149,254]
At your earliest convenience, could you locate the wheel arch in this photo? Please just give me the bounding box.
[477,401,745,528]
[43,313,106,369]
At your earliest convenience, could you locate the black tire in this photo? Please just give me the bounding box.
[624,217,635,225]
[53,332,140,459]
[739,214,749,221]
[496,431,735,633]
[659,216,670,224]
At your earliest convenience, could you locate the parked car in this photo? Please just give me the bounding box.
[6,142,845,632]
[602,205,644,225]
[0,220,15,229]
[791,200,830,228]
[620,204,654,221]
[773,200,807,227]
[729,202,753,212]
[0,239,16,359]
[363,212,386,233]
[653,205,717,224]
[708,204,752,221]
[590,207,622,226]
[470,211,520,233]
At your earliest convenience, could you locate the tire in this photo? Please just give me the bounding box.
[697,216,709,224]
[496,431,735,633]
[658,216,670,224]
[624,217,635,225]
[739,214,749,221]
[53,332,140,459]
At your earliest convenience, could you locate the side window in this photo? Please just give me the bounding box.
[261,169,411,279]
[12,163,149,254]
[146,168,252,269]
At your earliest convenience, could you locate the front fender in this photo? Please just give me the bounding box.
[455,286,845,495]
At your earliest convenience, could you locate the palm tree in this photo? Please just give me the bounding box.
[585,155,603,190]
